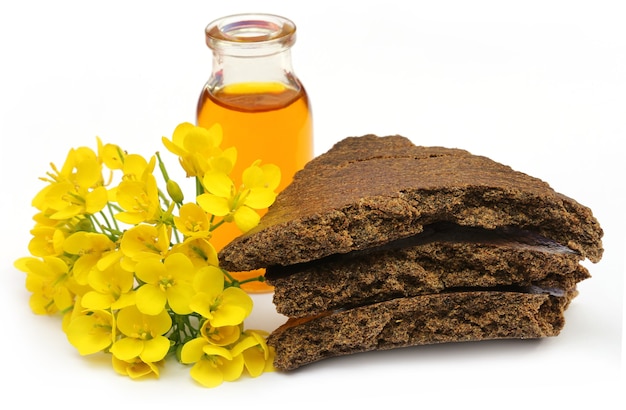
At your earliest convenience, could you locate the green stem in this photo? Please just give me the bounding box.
[98,210,113,231]
[156,151,183,209]
[222,268,236,284]
[195,176,204,197]
[107,202,121,232]
[158,189,171,208]
[156,151,170,182]
[209,218,226,232]
[96,211,122,241]
[86,214,104,234]
[237,275,266,286]
[106,202,124,215]
[171,226,181,244]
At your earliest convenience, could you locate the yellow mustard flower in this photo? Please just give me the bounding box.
[66,309,114,355]
[169,237,219,268]
[15,256,73,315]
[207,146,238,175]
[58,146,102,178]
[189,266,253,327]
[110,305,171,363]
[17,123,282,387]
[231,330,276,377]
[97,137,125,170]
[80,262,136,311]
[33,146,108,219]
[28,225,65,257]
[134,253,195,315]
[180,338,245,388]
[115,174,161,225]
[63,231,117,286]
[32,211,92,238]
[162,122,225,178]
[121,153,156,181]
[197,161,281,233]
[33,182,107,221]
[112,356,162,379]
[200,322,241,347]
[119,224,170,271]
[95,248,124,272]
[30,211,59,228]
[173,203,211,239]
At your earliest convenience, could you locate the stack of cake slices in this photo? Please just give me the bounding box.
[218,135,604,371]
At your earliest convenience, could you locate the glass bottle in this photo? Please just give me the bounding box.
[196,13,314,292]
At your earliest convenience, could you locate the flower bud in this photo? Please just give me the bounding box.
[166,179,184,204]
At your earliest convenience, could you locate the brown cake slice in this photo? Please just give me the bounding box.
[265,222,590,318]
[217,135,603,372]
[268,291,569,371]
[218,135,603,272]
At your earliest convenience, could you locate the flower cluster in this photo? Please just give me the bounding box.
[14,122,280,388]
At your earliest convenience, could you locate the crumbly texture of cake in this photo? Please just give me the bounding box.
[266,223,589,318]
[220,135,604,372]
[267,291,570,371]
[219,135,603,272]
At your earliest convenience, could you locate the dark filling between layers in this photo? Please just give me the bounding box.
[267,222,578,278]
[265,222,586,318]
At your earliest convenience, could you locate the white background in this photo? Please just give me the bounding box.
[1,0,624,407]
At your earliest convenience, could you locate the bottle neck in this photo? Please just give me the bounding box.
[204,14,301,93]
[209,49,300,92]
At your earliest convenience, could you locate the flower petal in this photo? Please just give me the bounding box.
[210,288,253,327]
[244,187,276,209]
[136,284,166,315]
[190,359,224,388]
[201,323,241,346]
[220,354,245,382]
[202,171,234,198]
[210,148,236,174]
[164,253,194,282]
[85,186,108,214]
[66,312,113,355]
[197,194,231,217]
[166,284,194,315]
[100,142,124,170]
[242,163,264,187]
[80,291,113,310]
[112,356,160,379]
[110,337,144,361]
[74,157,102,187]
[110,292,136,310]
[140,336,170,363]
[171,122,195,147]
[193,266,225,295]
[242,163,281,191]
[181,338,208,364]
[134,258,164,284]
[115,306,143,336]
[261,164,281,191]
[145,308,173,336]
[233,206,260,233]
[242,347,267,377]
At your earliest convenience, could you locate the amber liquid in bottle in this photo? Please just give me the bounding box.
[196,82,313,292]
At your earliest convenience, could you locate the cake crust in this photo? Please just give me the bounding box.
[219,135,603,271]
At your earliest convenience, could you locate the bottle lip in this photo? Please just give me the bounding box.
[205,13,296,55]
